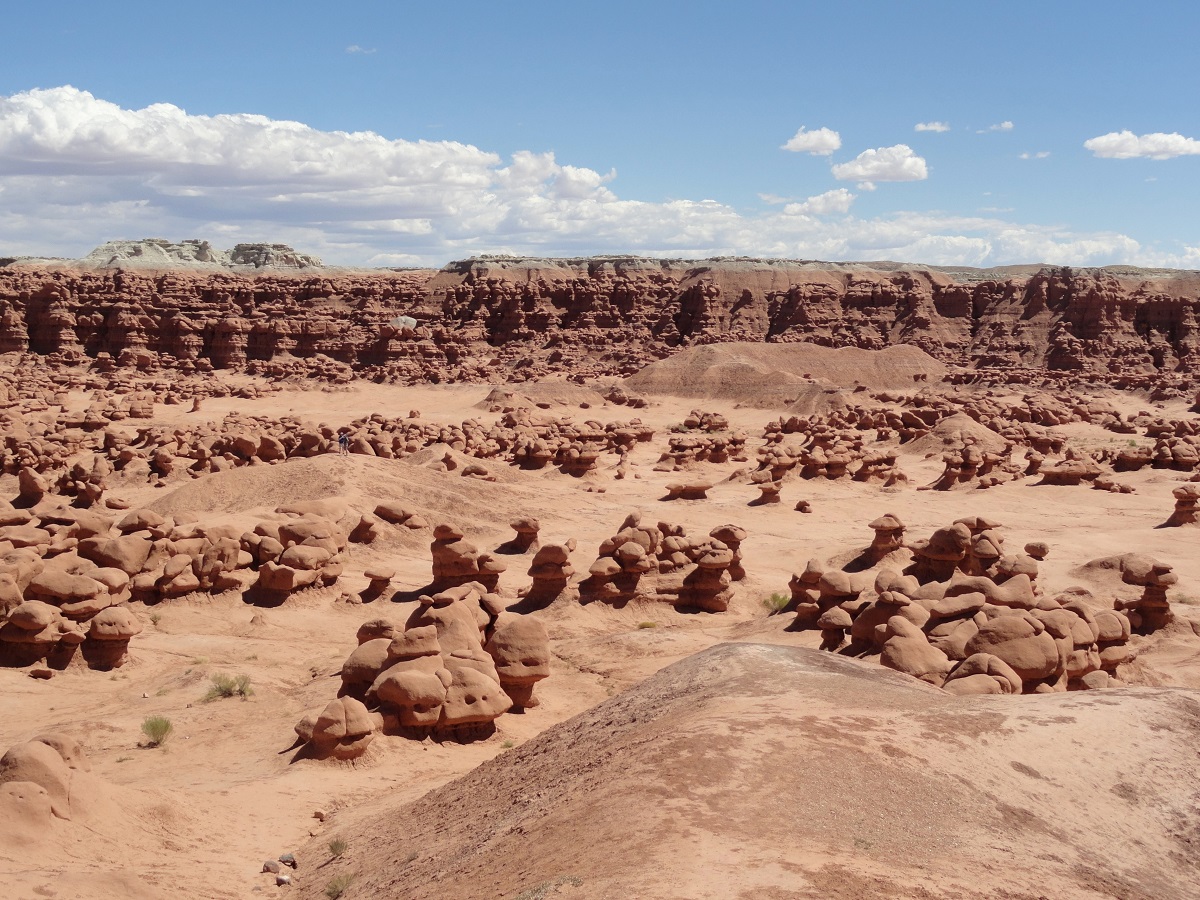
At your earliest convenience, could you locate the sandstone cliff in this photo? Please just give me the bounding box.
[2,254,1200,385]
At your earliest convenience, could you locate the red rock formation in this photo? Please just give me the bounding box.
[4,258,1200,387]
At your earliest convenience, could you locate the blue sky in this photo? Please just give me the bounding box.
[1,1,1198,267]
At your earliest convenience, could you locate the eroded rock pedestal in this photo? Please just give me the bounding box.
[295,582,551,757]
[578,513,743,612]
[788,514,1139,694]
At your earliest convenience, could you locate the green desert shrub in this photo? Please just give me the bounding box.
[761,592,790,612]
[325,873,355,899]
[141,715,173,747]
[203,673,254,702]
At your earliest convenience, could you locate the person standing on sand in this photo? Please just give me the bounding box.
[338,432,350,455]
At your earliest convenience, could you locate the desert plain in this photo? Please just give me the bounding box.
[1,245,1199,900]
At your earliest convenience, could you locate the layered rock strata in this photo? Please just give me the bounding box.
[4,257,1200,386]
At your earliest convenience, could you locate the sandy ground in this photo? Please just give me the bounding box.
[3,378,1200,899]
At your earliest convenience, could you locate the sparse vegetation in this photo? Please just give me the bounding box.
[148,611,162,626]
[502,740,515,749]
[761,592,790,612]
[325,873,355,899]
[515,876,584,900]
[203,673,254,702]
[141,715,173,747]
[637,621,657,629]
[328,837,348,858]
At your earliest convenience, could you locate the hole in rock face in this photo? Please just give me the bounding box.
[521,658,542,666]
[464,695,478,704]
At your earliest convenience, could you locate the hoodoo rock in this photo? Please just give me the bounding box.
[245,513,348,604]
[579,512,740,612]
[299,697,378,760]
[496,517,540,555]
[867,514,905,563]
[430,524,506,592]
[485,613,551,708]
[1115,558,1177,632]
[296,582,546,754]
[517,539,578,610]
[785,515,1135,693]
[1164,484,1200,526]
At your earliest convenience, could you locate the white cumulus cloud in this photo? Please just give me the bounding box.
[782,189,856,217]
[1084,130,1200,160]
[1019,151,1051,160]
[977,121,1014,133]
[345,45,377,55]
[0,86,501,193]
[781,126,841,156]
[0,86,1187,269]
[915,122,950,132]
[831,145,928,187]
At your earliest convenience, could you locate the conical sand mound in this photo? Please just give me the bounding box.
[626,343,946,407]
[902,411,1010,456]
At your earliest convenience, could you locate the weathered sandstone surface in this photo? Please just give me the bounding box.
[300,643,1200,900]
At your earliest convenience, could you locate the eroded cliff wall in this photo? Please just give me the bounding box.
[2,257,1199,384]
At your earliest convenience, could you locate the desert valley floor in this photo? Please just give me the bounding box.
[2,256,1200,900]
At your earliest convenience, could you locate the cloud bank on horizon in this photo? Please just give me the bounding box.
[0,86,1197,269]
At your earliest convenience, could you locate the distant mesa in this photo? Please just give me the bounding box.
[85,238,323,270]
[9,238,323,271]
